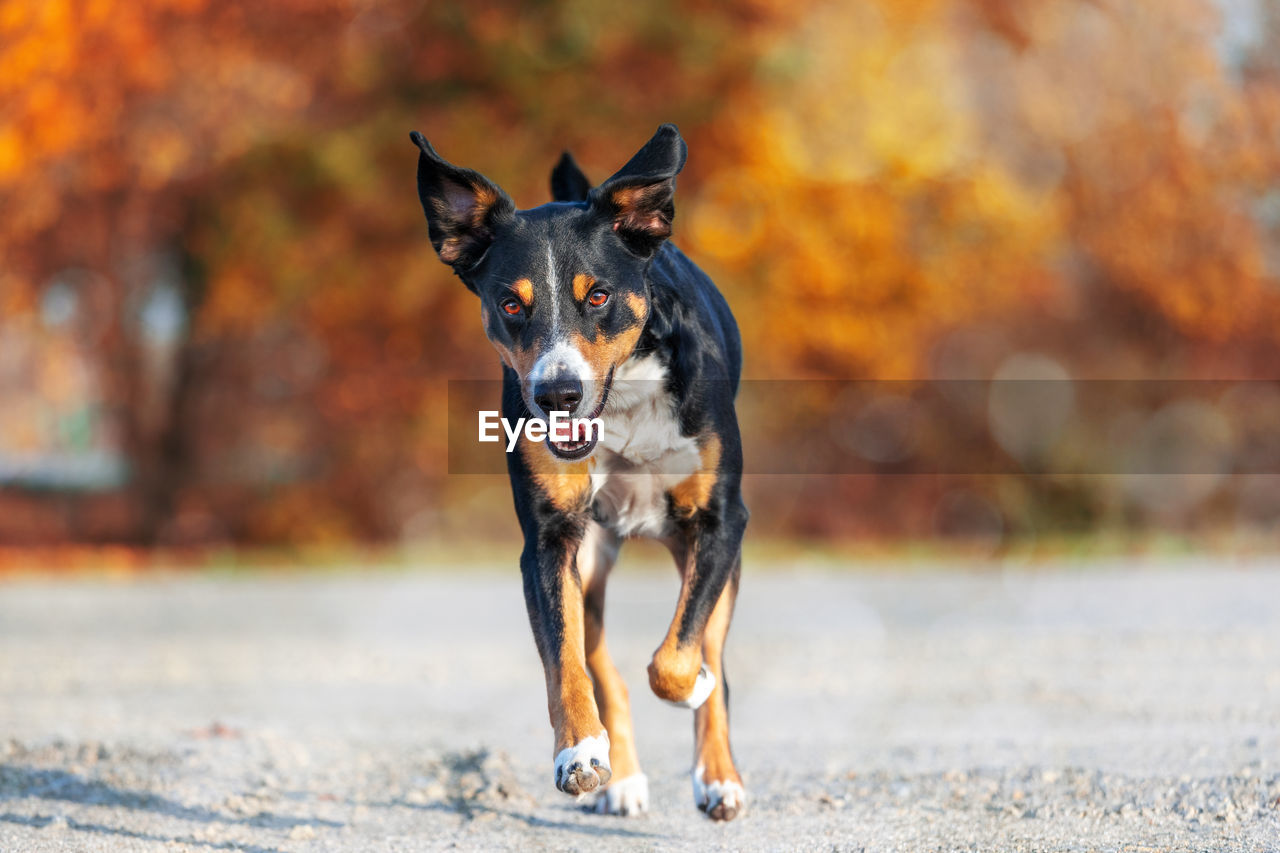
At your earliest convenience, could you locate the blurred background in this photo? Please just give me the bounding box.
[3,0,1280,561]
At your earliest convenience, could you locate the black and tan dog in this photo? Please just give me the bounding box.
[411,124,747,820]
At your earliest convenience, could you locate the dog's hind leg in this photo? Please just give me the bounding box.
[691,558,744,821]
[521,535,612,797]
[579,522,648,816]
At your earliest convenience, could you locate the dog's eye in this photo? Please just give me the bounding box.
[500,298,522,316]
[587,289,609,307]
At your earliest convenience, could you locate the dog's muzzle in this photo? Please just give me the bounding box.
[542,367,613,461]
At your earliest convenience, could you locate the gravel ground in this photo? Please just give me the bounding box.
[1,559,1279,852]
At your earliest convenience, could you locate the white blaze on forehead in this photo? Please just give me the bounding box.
[523,237,615,420]
[527,240,599,415]
[545,242,561,329]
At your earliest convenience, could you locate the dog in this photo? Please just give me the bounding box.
[411,124,747,821]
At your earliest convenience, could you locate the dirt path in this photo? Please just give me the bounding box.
[2,560,1279,851]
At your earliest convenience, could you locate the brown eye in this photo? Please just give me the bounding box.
[587,289,609,307]
[501,298,522,315]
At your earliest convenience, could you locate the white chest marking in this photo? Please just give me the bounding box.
[590,355,701,539]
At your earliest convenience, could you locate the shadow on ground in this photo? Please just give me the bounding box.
[0,763,342,853]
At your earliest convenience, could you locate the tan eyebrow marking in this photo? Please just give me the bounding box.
[513,277,534,306]
[625,292,648,321]
[572,273,595,302]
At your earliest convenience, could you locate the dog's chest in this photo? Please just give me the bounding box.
[589,356,700,539]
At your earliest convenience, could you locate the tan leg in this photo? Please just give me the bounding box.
[579,523,648,815]
[648,537,716,708]
[692,563,743,820]
[651,535,745,820]
[535,546,611,796]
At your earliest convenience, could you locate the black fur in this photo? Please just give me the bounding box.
[550,151,592,204]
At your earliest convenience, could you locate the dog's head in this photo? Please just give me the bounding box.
[411,124,686,460]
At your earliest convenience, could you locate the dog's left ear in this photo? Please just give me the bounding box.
[589,124,688,258]
[410,131,515,279]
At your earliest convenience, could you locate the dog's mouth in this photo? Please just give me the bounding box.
[546,367,613,461]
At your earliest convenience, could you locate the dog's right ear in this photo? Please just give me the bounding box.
[550,151,592,202]
[411,131,515,278]
[589,124,687,258]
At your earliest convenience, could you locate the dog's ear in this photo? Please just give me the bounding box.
[589,124,687,258]
[550,151,592,202]
[411,131,515,277]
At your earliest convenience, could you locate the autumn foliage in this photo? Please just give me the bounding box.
[2,0,1279,548]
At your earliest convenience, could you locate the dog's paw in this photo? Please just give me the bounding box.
[659,663,716,710]
[554,733,612,796]
[592,772,649,816]
[693,765,744,821]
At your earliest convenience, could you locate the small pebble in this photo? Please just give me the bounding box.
[289,824,317,841]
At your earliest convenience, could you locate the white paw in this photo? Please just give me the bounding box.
[693,765,744,821]
[554,732,612,796]
[660,663,717,710]
[593,772,649,816]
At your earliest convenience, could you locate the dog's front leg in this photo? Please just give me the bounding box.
[520,535,612,796]
[648,494,747,709]
[650,494,748,820]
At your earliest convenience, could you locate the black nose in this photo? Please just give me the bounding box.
[533,377,583,416]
